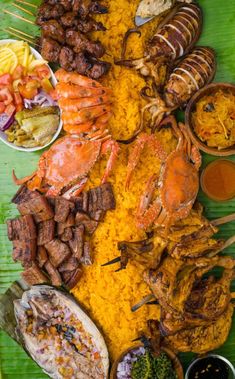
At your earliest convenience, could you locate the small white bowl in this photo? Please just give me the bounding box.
[0,39,62,152]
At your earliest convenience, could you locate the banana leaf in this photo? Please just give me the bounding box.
[0,0,235,378]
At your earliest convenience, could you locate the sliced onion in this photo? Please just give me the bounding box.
[24,91,57,109]
[0,112,15,131]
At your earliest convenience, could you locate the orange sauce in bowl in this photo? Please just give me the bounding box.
[200,159,235,201]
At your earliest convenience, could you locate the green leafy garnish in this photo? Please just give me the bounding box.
[131,350,177,379]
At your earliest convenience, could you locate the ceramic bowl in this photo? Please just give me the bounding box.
[0,39,62,152]
[185,354,235,379]
[185,82,235,156]
[110,343,184,379]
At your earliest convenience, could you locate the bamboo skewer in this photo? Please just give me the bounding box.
[2,28,39,47]
[12,3,35,16]
[15,0,38,8]
[8,27,34,40]
[3,9,34,25]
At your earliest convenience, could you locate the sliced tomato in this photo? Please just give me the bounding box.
[19,79,41,100]
[41,78,53,93]
[12,65,24,81]
[5,103,16,116]
[0,73,12,85]
[32,64,51,80]
[13,92,23,111]
[0,88,13,105]
[0,102,6,113]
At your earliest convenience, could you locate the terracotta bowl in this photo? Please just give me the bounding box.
[110,343,184,379]
[185,82,235,156]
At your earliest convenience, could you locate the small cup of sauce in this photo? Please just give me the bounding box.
[200,159,235,201]
[185,355,235,379]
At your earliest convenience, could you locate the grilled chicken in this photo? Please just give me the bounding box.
[144,255,235,315]
[166,303,234,354]
[160,269,235,336]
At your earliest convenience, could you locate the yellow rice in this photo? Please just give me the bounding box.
[71,0,177,361]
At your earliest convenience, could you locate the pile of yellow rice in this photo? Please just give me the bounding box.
[71,0,177,361]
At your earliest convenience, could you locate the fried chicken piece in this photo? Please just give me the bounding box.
[160,269,234,335]
[117,235,167,270]
[165,303,234,354]
[41,20,65,44]
[66,29,105,58]
[169,224,224,259]
[40,37,61,62]
[144,255,235,315]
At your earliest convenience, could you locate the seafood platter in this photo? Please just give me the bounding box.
[0,0,235,378]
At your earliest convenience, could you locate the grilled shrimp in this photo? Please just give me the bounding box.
[55,68,103,88]
[63,111,112,134]
[62,104,111,125]
[53,83,111,99]
[58,95,111,112]
[116,2,202,82]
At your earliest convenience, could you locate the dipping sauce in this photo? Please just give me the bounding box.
[188,357,231,379]
[200,159,235,201]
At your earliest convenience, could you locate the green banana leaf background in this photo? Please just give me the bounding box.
[0,0,235,377]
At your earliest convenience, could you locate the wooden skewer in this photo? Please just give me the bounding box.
[15,0,38,8]
[3,28,39,47]
[12,3,35,16]
[212,213,235,226]
[8,27,35,40]
[3,9,34,25]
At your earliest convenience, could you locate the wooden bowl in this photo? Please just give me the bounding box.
[185,82,235,156]
[110,343,184,379]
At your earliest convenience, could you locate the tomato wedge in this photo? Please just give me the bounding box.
[5,103,16,116]
[0,102,6,113]
[32,64,51,80]
[0,88,13,105]
[0,73,12,86]
[12,65,24,81]
[19,79,41,99]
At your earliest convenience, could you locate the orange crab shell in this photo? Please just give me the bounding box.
[39,135,102,191]
[159,150,199,213]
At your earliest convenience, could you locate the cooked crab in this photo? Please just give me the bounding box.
[126,116,201,230]
[13,131,120,198]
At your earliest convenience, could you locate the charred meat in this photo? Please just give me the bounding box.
[40,37,61,63]
[66,30,105,58]
[41,20,65,44]
[8,183,115,288]
[37,0,109,79]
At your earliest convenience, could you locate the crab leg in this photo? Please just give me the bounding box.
[126,134,167,189]
[100,139,120,183]
[12,169,37,185]
[62,178,88,199]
